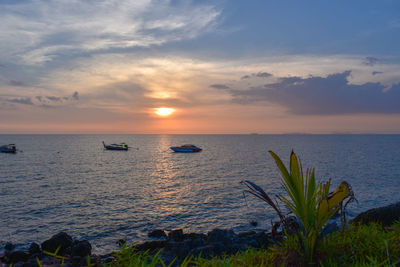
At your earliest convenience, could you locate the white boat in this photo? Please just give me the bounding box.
[170,144,202,153]
[0,144,16,153]
[103,141,129,151]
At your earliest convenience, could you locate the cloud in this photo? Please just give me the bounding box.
[363,57,378,66]
[0,0,221,65]
[228,71,400,114]
[72,91,79,100]
[9,80,26,87]
[3,91,80,107]
[7,97,34,105]
[372,71,383,75]
[241,72,272,80]
[210,84,230,90]
[46,96,62,102]
[255,72,272,78]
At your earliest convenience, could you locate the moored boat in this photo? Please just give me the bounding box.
[170,144,202,153]
[102,141,129,151]
[0,144,17,153]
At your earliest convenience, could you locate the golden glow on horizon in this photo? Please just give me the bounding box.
[154,107,175,117]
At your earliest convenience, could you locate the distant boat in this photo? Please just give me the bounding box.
[0,144,17,153]
[102,141,129,151]
[170,144,202,153]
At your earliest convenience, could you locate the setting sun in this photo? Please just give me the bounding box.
[154,107,175,117]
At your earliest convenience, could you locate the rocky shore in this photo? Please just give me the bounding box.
[1,202,399,267]
[0,227,274,267]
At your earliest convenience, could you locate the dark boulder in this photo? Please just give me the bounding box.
[135,240,167,251]
[28,242,41,255]
[237,231,259,248]
[71,240,92,258]
[189,242,226,258]
[148,229,167,238]
[207,228,236,244]
[254,232,270,248]
[8,250,30,263]
[183,232,206,241]
[18,262,38,267]
[186,237,206,249]
[100,253,115,264]
[189,244,217,258]
[41,232,72,254]
[351,202,400,226]
[164,241,190,259]
[168,229,184,242]
[4,242,15,251]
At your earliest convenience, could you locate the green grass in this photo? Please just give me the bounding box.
[316,221,400,266]
[107,221,400,266]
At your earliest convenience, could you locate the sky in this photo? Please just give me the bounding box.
[0,0,400,134]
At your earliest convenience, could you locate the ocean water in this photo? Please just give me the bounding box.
[1,134,399,254]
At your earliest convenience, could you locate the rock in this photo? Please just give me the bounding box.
[148,229,167,238]
[165,241,190,259]
[100,253,115,264]
[8,250,30,263]
[135,240,167,251]
[168,229,184,242]
[237,231,259,248]
[80,255,98,267]
[41,232,72,254]
[28,242,41,255]
[71,255,82,266]
[18,262,38,267]
[186,237,206,249]
[183,233,206,241]
[351,202,400,226]
[254,232,270,248]
[321,222,339,237]
[250,220,258,227]
[189,242,226,258]
[207,228,236,244]
[4,242,15,251]
[238,231,256,238]
[71,240,92,258]
[189,244,216,258]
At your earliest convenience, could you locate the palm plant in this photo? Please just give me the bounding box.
[242,151,354,263]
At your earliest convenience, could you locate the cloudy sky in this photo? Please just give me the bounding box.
[1,0,399,134]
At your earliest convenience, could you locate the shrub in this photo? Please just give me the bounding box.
[242,151,355,263]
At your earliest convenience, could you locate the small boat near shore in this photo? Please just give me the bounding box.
[103,141,129,151]
[0,144,17,153]
[170,144,202,153]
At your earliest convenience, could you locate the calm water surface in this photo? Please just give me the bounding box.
[1,135,399,253]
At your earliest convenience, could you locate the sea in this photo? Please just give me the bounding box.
[1,134,400,254]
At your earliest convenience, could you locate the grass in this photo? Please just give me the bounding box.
[107,220,400,266]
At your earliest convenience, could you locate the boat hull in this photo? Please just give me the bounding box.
[170,147,202,153]
[103,141,128,151]
[104,146,128,151]
[0,149,16,153]
[0,145,16,153]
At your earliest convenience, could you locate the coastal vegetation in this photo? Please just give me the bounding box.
[242,151,355,264]
[107,221,400,266]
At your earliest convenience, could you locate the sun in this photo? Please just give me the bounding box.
[154,107,175,117]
